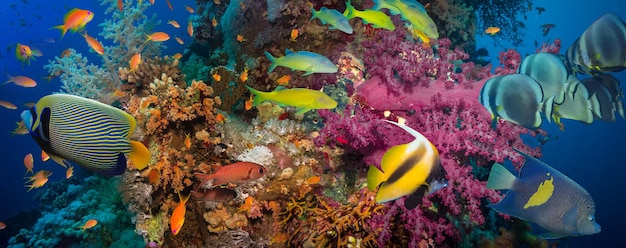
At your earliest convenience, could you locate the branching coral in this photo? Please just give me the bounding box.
[119,56,184,96]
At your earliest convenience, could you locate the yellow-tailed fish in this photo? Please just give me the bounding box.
[245,85,337,115]
[367,120,447,210]
[20,94,151,176]
[52,8,94,38]
[343,0,395,31]
[265,49,338,76]
[485,26,500,35]
[386,0,438,40]
[487,149,601,239]
[170,192,190,235]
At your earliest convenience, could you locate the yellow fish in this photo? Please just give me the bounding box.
[485,26,501,35]
[245,86,337,115]
[367,120,447,210]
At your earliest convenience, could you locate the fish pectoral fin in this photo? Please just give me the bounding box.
[404,184,429,210]
[49,153,69,168]
[128,140,151,170]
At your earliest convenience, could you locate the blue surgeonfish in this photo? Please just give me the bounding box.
[565,13,626,76]
[265,49,338,76]
[487,149,601,239]
[518,53,570,104]
[21,94,151,176]
[310,6,353,34]
[368,120,447,210]
[479,74,553,130]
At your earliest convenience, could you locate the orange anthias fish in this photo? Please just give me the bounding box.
[290,29,299,42]
[211,17,218,27]
[66,166,74,179]
[184,133,191,149]
[185,5,195,13]
[81,219,98,232]
[237,34,246,42]
[175,36,184,45]
[129,53,141,73]
[82,33,104,55]
[172,53,183,59]
[41,150,50,162]
[15,43,33,65]
[485,26,501,35]
[187,21,194,37]
[276,75,291,86]
[170,192,190,235]
[167,20,180,28]
[52,8,94,38]
[25,170,52,191]
[0,100,17,110]
[216,112,226,123]
[239,68,249,82]
[166,0,173,10]
[145,32,170,42]
[60,49,72,58]
[24,153,34,175]
[244,96,253,111]
[0,222,6,230]
[3,75,37,88]
[212,72,221,82]
[194,162,267,186]
[11,121,29,136]
[147,168,160,184]
[117,0,123,11]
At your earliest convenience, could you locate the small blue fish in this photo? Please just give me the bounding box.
[265,49,338,76]
[311,6,353,34]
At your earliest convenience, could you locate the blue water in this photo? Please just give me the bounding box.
[0,0,624,247]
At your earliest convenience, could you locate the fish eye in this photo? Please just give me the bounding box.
[259,168,265,174]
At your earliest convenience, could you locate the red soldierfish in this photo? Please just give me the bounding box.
[191,188,237,203]
[194,162,266,186]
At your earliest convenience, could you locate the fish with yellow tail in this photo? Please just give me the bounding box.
[487,149,601,239]
[367,120,447,210]
[170,192,190,235]
[245,85,337,115]
[343,0,395,31]
[52,8,94,38]
[265,49,338,76]
[20,94,151,176]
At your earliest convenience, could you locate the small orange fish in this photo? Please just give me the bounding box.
[15,43,33,66]
[290,29,299,42]
[24,153,34,175]
[166,0,173,10]
[214,0,221,4]
[0,222,6,230]
[216,113,225,123]
[187,21,194,37]
[145,32,170,42]
[239,196,254,212]
[175,36,184,45]
[149,0,155,4]
[25,170,52,191]
[53,8,94,38]
[211,17,218,27]
[81,219,98,232]
[66,166,74,179]
[60,48,72,58]
[244,96,253,111]
[305,175,321,185]
[239,68,249,82]
[170,192,190,235]
[185,5,195,13]
[41,150,50,162]
[194,162,266,186]
[212,72,221,82]
[82,33,104,55]
[172,53,183,59]
[184,133,191,149]
[148,168,160,184]
[3,75,37,88]
[191,188,237,203]
[167,20,180,28]
[117,0,123,11]
[485,26,500,35]
[0,100,17,110]
[129,53,141,73]
[236,34,246,42]
[11,121,29,136]
[276,75,291,86]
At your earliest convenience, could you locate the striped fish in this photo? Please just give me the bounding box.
[367,120,447,210]
[20,94,150,176]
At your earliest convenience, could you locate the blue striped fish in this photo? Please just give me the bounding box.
[20,94,150,176]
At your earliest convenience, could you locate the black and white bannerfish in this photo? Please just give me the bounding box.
[20,94,151,176]
[367,120,447,210]
[487,149,601,239]
[479,73,553,130]
[565,13,626,76]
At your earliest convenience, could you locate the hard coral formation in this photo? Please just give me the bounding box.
[119,56,184,96]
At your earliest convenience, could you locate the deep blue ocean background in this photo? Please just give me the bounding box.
[0,0,624,247]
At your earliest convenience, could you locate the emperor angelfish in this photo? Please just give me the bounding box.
[479,74,553,130]
[367,120,447,210]
[21,94,150,176]
[565,13,626,76]
[487,149,601,239]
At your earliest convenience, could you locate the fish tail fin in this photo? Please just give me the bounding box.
[588,93,602,118]
[264,52,277,73]
[128,140,151,170]
[367,165,385,191]
[194,172,215,187]
[178,191,191,204]
[310,7,318,21]
[49,153,69,168]
[52,25,69,39]
[343,0,356,19]
[486,163,516,190]
[245,85,266,107]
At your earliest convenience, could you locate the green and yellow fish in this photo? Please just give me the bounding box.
[245,86,337,115]
[487,149,601,239]
[20,94,150,176]
[367,120,447,210]
[343,0,395,31]
[374,0,439,41]
[265,49,338,76]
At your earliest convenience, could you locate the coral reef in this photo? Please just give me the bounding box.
[118,55,184,96]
